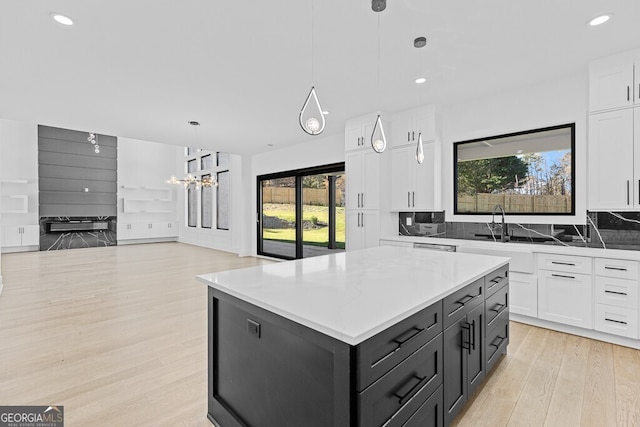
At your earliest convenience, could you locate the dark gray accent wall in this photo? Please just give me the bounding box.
[38,125,117,217]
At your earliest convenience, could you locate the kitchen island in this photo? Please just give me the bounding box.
[198,246,510,427]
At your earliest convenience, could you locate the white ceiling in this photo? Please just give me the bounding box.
[1,0,639,155]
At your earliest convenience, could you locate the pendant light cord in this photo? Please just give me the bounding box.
[377,13,381,91]
[311,0,315,85]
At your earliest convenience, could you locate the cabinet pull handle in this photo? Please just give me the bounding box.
[605,318,628,325]
[361,193,364,207]
[393,374,429,406]
[627,180,630,205]
[412,191,415,207]
[461,323,471,352]
[488,276,505,289]
[408,192,411,207]
[490,335,506,348]
[551,273,575,279]
[604,290,628,296]
[551,261,575,266]
[470,319,476,351]
[371,326,425,368]
[412,131,415,141]
[455,294,477,306]
[357,212,361,227]
[361,212,364,227]
[628,85,630,101]
[407,131,411,142]
[604,266,628,271]
[490,303,506,313]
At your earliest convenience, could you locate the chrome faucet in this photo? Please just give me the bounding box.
[491,205,508,242]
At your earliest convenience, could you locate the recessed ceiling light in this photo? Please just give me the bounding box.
[322,111,329,115]
[51,13,74,26]
[415,77,427,84]
[588,14,612,26]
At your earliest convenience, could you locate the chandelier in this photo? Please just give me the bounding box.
[166,175,217,188]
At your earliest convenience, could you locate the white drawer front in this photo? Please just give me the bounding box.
[595,276,639,309]
[594,304,639,339]
[537,253,592,275]
[594,258,639,281]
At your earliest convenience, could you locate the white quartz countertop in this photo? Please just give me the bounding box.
[380,235,640,261]
[197,246,509,346]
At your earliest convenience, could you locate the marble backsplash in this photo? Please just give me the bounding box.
[398,211,640,251]
[40,216,117,250]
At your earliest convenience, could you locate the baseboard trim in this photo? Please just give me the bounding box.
[511,313,640,350]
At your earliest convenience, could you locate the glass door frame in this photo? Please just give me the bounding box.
[257,162,345,260]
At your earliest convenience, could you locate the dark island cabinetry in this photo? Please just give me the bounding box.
[206,263,508,427]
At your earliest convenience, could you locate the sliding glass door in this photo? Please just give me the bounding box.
[258,163,345,260]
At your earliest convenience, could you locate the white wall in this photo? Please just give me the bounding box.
[0,119,39,287]
[441,72,588,225]
[246,133,345,256]
[178,152,243,254]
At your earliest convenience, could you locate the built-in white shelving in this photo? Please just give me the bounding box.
[1,180,29,214]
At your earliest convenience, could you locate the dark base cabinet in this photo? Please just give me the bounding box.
[207,265,508,427]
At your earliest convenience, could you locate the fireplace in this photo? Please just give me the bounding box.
[40,216,117,250]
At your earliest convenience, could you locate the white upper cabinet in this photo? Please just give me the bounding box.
[390,143,436,211]
[346,150,380,210]
[588,107,638,210]
[345,116,376,152]
[589,50,640,112]
[390,105,436,148]
[389,105,440,211]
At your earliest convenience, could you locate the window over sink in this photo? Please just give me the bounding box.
[454,123,575,215]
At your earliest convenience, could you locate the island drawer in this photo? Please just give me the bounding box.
[486,284,509,329]
[356,301,442,391]
[486,313,509,374]
[402,384,443,427]
[358,333,443,427]
[485,265,509,298]
[443,277,484,329]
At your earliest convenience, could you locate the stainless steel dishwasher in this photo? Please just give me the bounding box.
[413,242,457,252]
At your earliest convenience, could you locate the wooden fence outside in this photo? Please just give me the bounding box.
[457,193,571,213]
[262,187,345,206]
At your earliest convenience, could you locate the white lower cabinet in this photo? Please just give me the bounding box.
[537,269,593,329]
[509,272,538,317]
[346,210,379,251]
[593,258,639,338]
[118,221,178,241]
[1,225,39,248]
[594,304,639,339]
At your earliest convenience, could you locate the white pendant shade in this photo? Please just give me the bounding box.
[371,115,387,153]
[299,86,325,135]
[416,132,424,164]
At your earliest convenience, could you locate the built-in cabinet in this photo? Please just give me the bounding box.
[588,108,640,209]
[0,120,40,253]
[118,221,178,241]
[345,114,384,252]
[1,225,39,248]
[589,50,640,112]
[588,48,640,210]
[117,137,180,244]
[593,258,640,339]
[390,106,441,212]
[346,210,380,251]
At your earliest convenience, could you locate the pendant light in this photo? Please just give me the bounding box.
[414,36,427,164]
[370,0,387,153]
[299,0,325,135]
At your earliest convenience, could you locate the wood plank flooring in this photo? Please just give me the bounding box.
[1,242,639,426]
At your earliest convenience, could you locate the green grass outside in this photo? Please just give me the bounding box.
[262,203,345,249]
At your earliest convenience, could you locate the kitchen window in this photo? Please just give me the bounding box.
[454,123,575,215]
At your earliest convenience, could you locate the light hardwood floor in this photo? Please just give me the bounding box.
[1,242,639,426]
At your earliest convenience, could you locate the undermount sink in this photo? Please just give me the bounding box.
[457,244,534,273]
